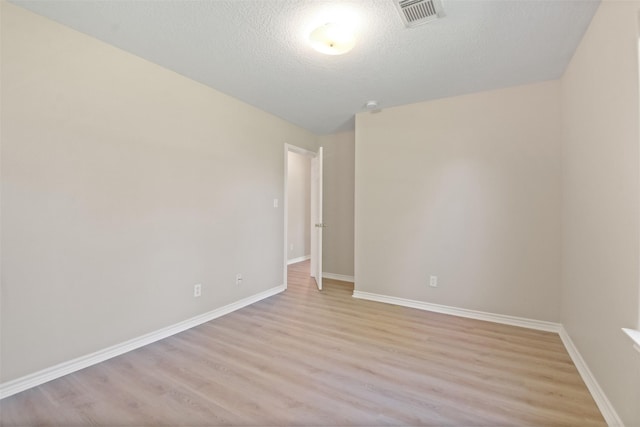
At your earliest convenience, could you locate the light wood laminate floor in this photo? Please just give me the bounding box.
[1,261,605,426]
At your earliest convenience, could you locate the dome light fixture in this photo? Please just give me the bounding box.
[308,23,356,55]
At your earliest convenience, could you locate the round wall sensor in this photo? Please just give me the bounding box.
[366,100,378,110]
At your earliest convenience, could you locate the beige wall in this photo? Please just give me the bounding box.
[355,81,562,322]
[560,0,640,425]
[0,2,317,382]
[287,152,311,261]
[319,132,355,277]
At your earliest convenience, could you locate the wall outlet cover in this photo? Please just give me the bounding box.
[429,276,438,288]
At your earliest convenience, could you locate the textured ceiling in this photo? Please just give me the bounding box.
[11,0,600,135]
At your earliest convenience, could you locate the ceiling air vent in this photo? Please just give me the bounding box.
[395,0,445,28]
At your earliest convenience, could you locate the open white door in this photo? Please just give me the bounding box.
[310,147,324,291]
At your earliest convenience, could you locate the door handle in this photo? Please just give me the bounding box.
[315,223,327,228]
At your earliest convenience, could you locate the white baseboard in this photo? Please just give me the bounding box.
[287,255,310,265]
[352,290,623,426]
[559,327,624,427]
[0,284,286,400]
[352,290,561,332]
[322,272,355,283]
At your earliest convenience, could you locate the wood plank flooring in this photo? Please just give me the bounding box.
[0,260,605,426]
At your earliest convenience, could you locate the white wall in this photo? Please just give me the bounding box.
[355,81,562,322]
[0,2,317,382]
[319,131,355,278]
[560,0,640,425]
[287,151,311,261]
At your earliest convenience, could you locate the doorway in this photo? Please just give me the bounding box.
[284,144,324,291]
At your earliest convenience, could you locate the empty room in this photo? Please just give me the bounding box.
[1,0,639,425]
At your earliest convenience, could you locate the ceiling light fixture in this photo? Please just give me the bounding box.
[308,23,356,55]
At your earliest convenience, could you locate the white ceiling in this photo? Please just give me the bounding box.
[12,0,600,135]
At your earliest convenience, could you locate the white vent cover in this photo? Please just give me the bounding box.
[395,0,445,28]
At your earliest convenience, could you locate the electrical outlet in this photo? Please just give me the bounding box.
[429,276,438,288]
[235,274,243,285]
[194,283,202,297]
